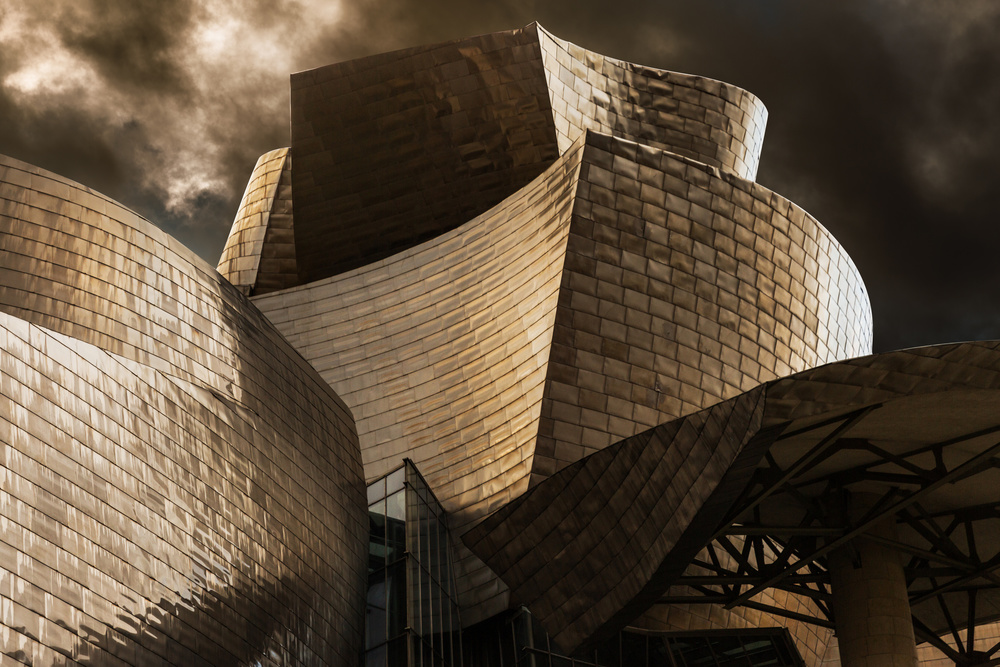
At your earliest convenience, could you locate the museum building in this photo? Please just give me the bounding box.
[3,22,1000,667]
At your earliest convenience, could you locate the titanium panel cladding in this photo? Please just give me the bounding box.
[0,155,369,666]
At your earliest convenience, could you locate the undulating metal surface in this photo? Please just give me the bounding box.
[465,341,1000,662]
[9,19,995,667]
[464,386,771,653]
[536,24,767,180]
[283,23,769,286]
[251,127,870,627]
[255,136,589,623]
[532,131,871,482]
[0,154,368,666]
[290,23,559,283]
[217,147,297,296]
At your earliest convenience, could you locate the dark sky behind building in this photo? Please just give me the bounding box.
[1,0,998,352]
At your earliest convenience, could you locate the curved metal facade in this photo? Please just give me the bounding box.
[0,155,368,666]
[250,132,870,624]
[536,25,767,180]
[467,340,1000,660]
[3,20,931,666]
[284,22,769,285]
[217,147,298,295]
[223,23,875,637]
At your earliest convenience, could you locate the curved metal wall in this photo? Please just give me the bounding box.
[289,23,559,283]
[282,23,769,287]
[532,132,872,479]
[215,22,872,640]
[0,154,368,666]
[253,138,589,623]
[466,340,1000,657]
[217,147,297,295]
[250,131,872,624]
[536,25,767,181]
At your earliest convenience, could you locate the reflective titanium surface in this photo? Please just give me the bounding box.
[251,130,871,624]
[0,155,368,666]
[287,22,768,284]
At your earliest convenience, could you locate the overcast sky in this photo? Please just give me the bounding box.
[1,0,998,352]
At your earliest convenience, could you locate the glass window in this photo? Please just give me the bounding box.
[368,477,386,505]
[367,643,387,667]
[388,635,408,667]
[386,490,407,563]
[368,460,463,667]
[387,560,406,639]
[366,576,386,649]
[409,557,422,637]
[387,466,405,495]
[369,499,387,573]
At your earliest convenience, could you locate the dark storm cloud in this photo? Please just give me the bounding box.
[55,0,196,96]
[0,0,299,260]
[3,0,998,349]
[308,0,1000,350]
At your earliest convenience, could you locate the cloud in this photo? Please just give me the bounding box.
[0,0,997,349]
[0,0,345,258]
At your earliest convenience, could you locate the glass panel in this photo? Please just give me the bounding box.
[422,563,434,645]
[386,490,407,563]
[368,477,385,504]
[370,460,465,667]
[412,634,422,667]
[438,519,450,592]
[366,643,387,667]
[428,510,440,583]
[407,481,421,554]
[365,575,387,649]
[419,499,432,565]
[671,636,714,666]
[386,560,406,639]
[708,635,747,664]
[387,465,405,494]
[387,634,408,667]
[408,556,422,637]
[513,608,532,652]
[369,499,387,573]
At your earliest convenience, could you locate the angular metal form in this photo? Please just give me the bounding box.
[235,22,768,285]
[0,155,369,665]
[466,341,1000,657]
[12,18,994,667]
[217,147,298,295]
[249,128,871,623]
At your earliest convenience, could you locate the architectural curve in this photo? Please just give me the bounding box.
[251,129,871,622]
[217,147,297,295]
[532,131,871,479]
[8,19,997,667]
[536,24,767,180]
[254,135,588,620]
[285,22,768,284]
[464,340,1000,655]
[0,154,368,666]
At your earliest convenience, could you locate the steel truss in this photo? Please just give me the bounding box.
[655,407,1000,666]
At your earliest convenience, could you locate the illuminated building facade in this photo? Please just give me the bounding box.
[3,21,1000,667]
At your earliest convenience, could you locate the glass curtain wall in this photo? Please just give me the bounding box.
[462,608,804,667]
[366,460,463,667]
